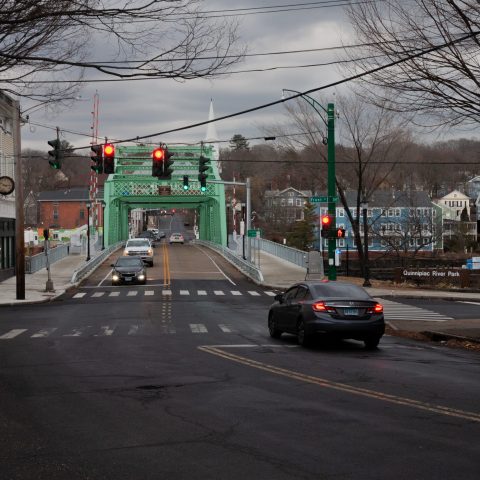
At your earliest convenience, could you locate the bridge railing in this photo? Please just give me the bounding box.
[194,240,264,284]
[256,238,308,268]
[70,241,125,284]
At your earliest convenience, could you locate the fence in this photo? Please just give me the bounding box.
[25,243,70,274]
[257,238,308,268]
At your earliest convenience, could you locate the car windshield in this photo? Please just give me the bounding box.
[127,240,150,247]
[115,257,143,267]
[311,283,371,300]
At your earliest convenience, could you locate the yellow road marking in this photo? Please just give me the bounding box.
[162,241,171,286]
[198,346,480,423]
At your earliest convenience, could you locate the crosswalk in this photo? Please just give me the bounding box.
[0,322,245,341]
[379,298,453,322]
[71,289,278,300]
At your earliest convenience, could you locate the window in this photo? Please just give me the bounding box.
[296,198,302,206]
[367,209,372,217]
[388,209,394,217]
[338,208,344,217]
[338,239,345,247]
[395,208,401,217]
[287,198,293,206]
[280,199,285,206]
[288,191,294,197]
[53,208,59,220]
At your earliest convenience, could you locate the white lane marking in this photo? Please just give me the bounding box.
[162,290,172,296]
[144,290,154,296]
[248,291,261,296]
[231,291,242,296]
[109,291,120,297]
[92,292,105,298]
[264,291,277,296]
[459,301,480,306]
[0,329,28,340]
[197,290,207,296]
[200,344,300,348]
[379,299,452,321]
[214,291,225,296]
[180,290,190,296]
[128,325,139,335]
[98,269,113,287]
[95,326,115,336]
[63,327,90,337]
[31,328,58,338]
[190,324,208,333]
[193,244,237,286]
[219,324,233,333]
[73,293,87,298]
[127,291,138,297]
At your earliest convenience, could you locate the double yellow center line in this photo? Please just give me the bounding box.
[199,346,480,423]
[162,240,171,286]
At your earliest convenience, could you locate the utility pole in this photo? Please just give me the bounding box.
[327,103,337,281]
[13,100,25,300]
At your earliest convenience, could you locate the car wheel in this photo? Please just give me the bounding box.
[297,319,311,347]
[364,336,381,350]
[268,313,282,339]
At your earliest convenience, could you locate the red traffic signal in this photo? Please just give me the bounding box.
[152,147,165,161]
[321,215,332,238]
[103,143,115,174]
[336,228,346,238]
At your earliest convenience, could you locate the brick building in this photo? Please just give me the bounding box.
[37,187,103,230]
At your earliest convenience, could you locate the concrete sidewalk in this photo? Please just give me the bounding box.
[0,254,87,306]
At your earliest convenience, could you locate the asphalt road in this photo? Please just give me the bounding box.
[1,219,479,479]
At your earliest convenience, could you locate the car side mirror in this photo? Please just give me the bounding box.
[274,293,284,303]
[110,263,115,267]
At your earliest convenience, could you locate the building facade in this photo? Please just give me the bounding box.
[0,91,18,281]
[264,187,312,224]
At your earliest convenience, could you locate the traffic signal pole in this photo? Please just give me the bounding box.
[327,103,336,281]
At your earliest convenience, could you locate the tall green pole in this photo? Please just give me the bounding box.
[327,103,336,280]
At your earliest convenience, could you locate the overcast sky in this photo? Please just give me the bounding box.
[19,1,358,153]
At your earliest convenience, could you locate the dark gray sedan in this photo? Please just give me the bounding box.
[111,257,147,285]
[268,281,385,349]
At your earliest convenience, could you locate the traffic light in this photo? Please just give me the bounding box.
[103,143,115,174]
[183,175,189,191]
[321,215,332,238]
[90,144,103,173]
[163,148,174,179]
[47,139,62,169]
[198,155,210,192]
[152,147,165,177]
[336,228,346,238]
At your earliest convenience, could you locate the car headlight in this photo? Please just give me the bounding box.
[123,250,129,256]
[112,274,119,281]
[138,274,145,281]
[148,248,153,255]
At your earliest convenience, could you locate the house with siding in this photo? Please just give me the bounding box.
[264,187,312,224]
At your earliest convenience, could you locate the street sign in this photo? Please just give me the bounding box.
[310,196,338,203]
[247,229,260,238]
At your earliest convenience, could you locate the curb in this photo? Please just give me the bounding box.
[421,330,480,345]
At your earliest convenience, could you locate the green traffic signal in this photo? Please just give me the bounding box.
[183,175,189,191]
[48,139,62,169]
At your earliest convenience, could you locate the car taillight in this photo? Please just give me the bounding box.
[367,303,383,313]
[312,301,327,311]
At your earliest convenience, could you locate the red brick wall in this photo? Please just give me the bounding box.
[39,201,101,229]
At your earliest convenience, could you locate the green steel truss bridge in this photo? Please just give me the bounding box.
[103,145,226,246]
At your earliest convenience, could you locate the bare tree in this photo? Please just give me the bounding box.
[344,0,480,128]
[0,1,244,102]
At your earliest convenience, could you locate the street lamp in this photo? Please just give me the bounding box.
[282,88,336,280]
[100,200,106,250]
[86,201,91,262]
[361,198,371,287]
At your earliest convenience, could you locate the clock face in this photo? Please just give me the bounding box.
[0,176,15,195]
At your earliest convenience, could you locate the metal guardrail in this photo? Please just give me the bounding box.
[25,244,70,274]
[194,240,264,284]
[257,238,307,268]
[70,241,125,284]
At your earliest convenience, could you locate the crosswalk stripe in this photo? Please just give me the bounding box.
[92,292,105,298]
[0,329,28,340]
[95,326,115,336]
[180,290,190,295]
[231,291,242,296]
[144,290,154,296]
[219,324,233,333]
[63,327,90,337]
[128,325,139,335]
[31,328,58,338]
[380,299,452,321]
[190,323,208,333]
[214,291,225,296]
[73,293,87,299]
[162,290,172,296]
[127,291,138,297]
[248,291,261,296]
[197,290,207,295]
[264,291,276,296]
[109,291,120,297]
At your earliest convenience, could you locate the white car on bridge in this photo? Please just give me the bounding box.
[123,239,154,267]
